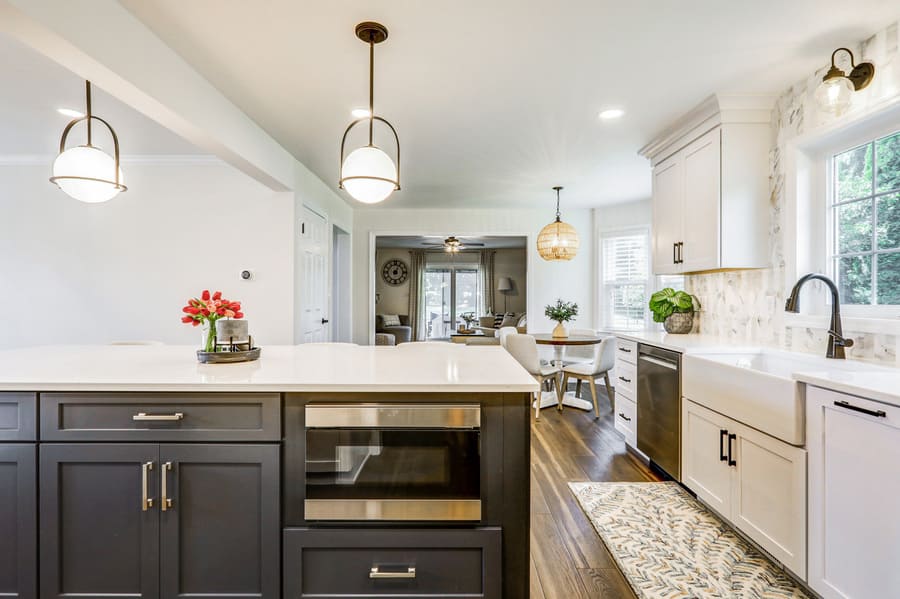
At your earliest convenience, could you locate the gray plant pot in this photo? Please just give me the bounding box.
[664,312,694,334]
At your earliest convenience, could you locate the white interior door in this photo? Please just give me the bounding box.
[300,207,329,343]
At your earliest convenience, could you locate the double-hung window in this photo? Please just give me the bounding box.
[600,229,650,330]
[830,129,900,311]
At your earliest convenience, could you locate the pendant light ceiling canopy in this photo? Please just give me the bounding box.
[49,81,126,203]
[537,186,579,261]
[339,22,400,204]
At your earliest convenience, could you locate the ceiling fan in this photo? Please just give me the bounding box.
[421,236,485,252]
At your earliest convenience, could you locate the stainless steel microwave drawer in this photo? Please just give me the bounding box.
[283,527,501,599]
[0,393,36,441]
[40,392,280,441]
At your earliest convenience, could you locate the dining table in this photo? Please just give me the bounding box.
[533,333,605,411]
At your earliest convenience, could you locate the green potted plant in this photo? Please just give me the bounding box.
[544,299,579,338]
[649,288,700,334]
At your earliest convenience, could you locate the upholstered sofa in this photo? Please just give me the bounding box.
[375,314,412,344]
[474,313,527,337]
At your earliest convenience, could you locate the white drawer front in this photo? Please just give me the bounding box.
[615,361,637,397]
[615,338,637,364]
[614,396,637,447]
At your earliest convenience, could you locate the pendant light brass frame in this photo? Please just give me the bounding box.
[49,80,127,192]
[537,186,580,262]
[338,22,401,192]
[823,47,875,91]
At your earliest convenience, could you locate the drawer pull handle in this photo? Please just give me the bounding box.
[161,462,173,511]
[727,433,737,467]
[133,412,184,422]
[833,400,887,418]
[618,347,632,353]
[370,566,416,579]
[618,412,631,422]
[719,429,728,462]
[618,376,632,383]
[141,461,154,511]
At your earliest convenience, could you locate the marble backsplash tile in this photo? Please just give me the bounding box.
[684,21,900,366]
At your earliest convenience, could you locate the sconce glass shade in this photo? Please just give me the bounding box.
[51,145,125,203]
[815,76,854,115]
[537,220,579,261]
[340,145,397,204]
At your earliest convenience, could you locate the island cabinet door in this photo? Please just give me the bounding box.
[0,444,36,599]
[681,400,732,517]
[159,444,280,599]
[39,444,160,599]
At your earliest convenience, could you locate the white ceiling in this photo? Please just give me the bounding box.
[377,235,527,249]
[116,1,899,209]
[0,33,201,157]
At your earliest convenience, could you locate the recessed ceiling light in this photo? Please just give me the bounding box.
[351,108,371,119]
[599,108,625,120]
[57,107,84,118]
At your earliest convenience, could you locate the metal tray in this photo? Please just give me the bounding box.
[196,347,261,364]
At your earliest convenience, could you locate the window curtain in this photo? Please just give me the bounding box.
[407,250,426,341]
[479,250,496,315]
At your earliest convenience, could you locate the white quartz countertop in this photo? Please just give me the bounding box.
[615,330,900,407]
[0,344,540,393]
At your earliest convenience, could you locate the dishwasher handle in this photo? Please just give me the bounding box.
[638,355,678,370]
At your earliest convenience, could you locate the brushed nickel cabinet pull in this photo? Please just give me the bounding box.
[133,412,184,422]
[141,461,154,511]
[370,566,416,579]
[161,462,173,511]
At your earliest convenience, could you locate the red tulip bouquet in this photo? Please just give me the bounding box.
[181,290,244,352]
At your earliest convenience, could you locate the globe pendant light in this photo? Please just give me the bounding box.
[50,81,126,203]
[537,186,579,261]
[339,22,400,204]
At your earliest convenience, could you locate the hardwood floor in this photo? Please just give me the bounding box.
[529,386,661,598]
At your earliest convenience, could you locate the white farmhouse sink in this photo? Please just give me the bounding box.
[683,349,836,445]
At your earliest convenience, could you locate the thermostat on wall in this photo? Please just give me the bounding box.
[241,270,253,280]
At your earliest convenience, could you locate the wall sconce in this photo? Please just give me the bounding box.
[815,47,875,115]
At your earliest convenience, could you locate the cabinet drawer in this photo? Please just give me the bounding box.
[615,360,637,397]
[284,528,501,599]
[614,395,637,447]
[0,393,36,441]
[40,393,280,441]
[615,338,637,364]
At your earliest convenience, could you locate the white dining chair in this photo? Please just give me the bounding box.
[563,328,599,364]
[498,326,518,349]
[505,334,561,420]
[560,336,616,418]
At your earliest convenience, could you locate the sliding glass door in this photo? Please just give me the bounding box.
[424,265,480,339]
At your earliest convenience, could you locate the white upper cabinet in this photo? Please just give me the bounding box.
[641,95,772,275]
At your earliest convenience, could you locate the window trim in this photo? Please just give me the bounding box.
[784,97,900,331]
[598,226,652,331]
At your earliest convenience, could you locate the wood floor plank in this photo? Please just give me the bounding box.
[530,555,547,599]
[530,513,589,598]
[577,567,636,599]
[530,384,658,599]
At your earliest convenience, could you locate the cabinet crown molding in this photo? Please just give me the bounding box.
[639,94,774,165]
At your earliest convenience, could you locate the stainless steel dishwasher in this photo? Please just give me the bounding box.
[637,344,681,480]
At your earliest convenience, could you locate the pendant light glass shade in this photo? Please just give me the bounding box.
[50,81,126,203]
[338,22,400,204]
[815,76,854,115]
[340,145,397,204]
[52,145,124,203]
[537,186,579,261]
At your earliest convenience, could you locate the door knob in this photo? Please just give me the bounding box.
[321,318,330,324]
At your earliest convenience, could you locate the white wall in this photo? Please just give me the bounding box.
[0,161,294,349]
[353,208,594,344]
[492,248,527,314]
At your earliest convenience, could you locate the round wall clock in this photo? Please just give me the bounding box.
[382,259,408,285]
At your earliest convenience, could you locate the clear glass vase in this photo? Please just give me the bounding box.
[200,322,217,352]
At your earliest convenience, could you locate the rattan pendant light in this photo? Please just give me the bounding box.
[537,186,579,261]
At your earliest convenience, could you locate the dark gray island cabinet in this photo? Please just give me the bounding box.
[0,343,537,599]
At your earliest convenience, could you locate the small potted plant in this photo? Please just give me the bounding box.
[459,311,477,333]
[544,299,579,338]
[649,288,700,334]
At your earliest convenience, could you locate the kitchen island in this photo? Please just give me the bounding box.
[0,344,537,599]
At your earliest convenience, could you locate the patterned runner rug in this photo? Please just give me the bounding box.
[568,481,810,598]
